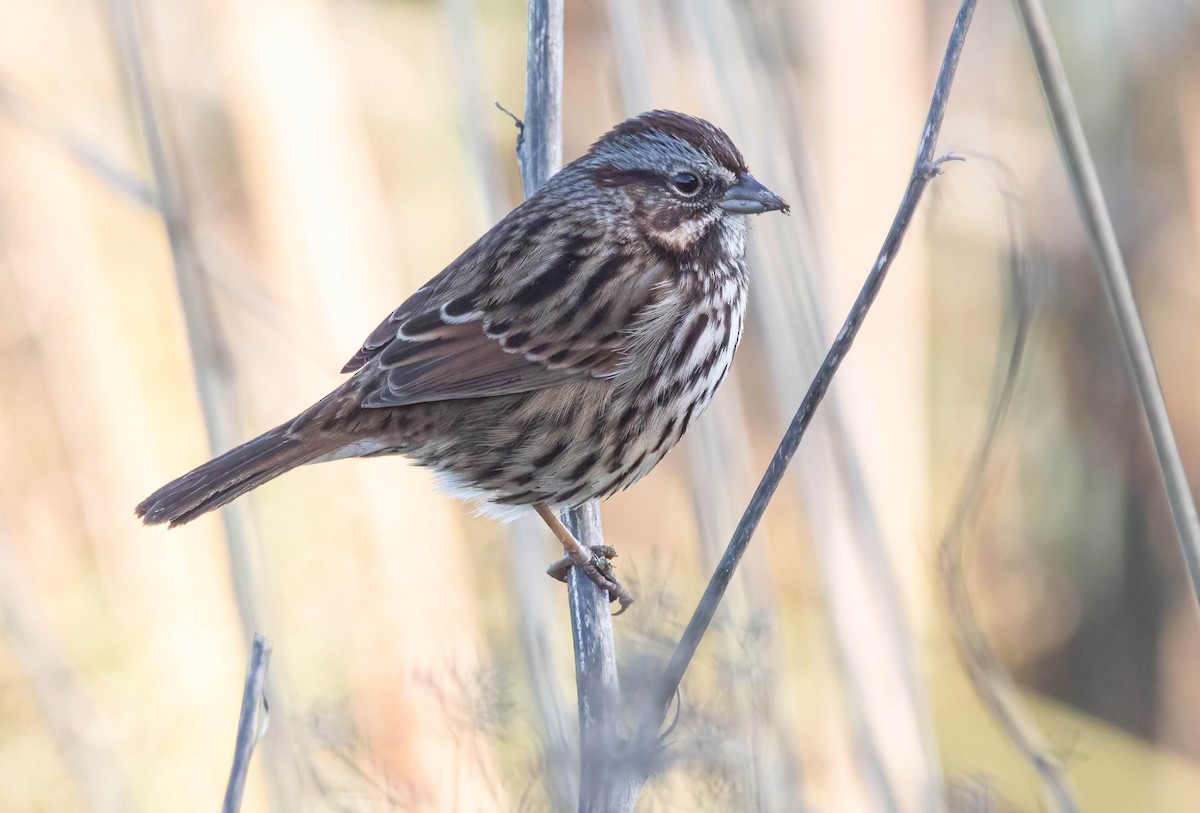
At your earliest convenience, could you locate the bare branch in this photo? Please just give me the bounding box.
[516,0,563,196]
[514,2,631,810]
[648,0,980,731]
[0,82,157,209]
[222,634,273,813]
[103,3,301,807]
[1011,0,1200,615]
[564,504,640,812]
[102,0,263,640]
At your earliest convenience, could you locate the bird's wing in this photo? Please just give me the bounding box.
[341,211,659,409]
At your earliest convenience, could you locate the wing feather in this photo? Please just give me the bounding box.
[339,184,667,409]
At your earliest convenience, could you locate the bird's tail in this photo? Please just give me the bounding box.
[136,425,330,528]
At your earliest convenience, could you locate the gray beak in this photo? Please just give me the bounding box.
[718,173,789,215]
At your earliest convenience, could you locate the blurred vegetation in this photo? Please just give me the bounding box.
[0,0,1198,810]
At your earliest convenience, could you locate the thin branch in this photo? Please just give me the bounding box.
[564,504,638,813]
[679,3,945,808]
[516,0,563,195]
[648,0,980,728]
[1010,0,1200,614]
[222,634,273,813]
[102,0,262,640]
[102,3,300,808]
[0,81,157,209]
[514,2,631,811]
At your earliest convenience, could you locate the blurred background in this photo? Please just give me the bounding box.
[1,0,1199,810]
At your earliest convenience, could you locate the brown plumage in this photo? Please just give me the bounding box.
[137,110,788,608]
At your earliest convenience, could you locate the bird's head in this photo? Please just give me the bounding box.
[577,110,788,256]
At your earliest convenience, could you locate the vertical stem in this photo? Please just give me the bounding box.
[101,2,297,810]
[563,504,630,812]
[441,1,576,803]
[222,635,273,813]
[1011,0,1200,615]
[102,0,262,643]
[516,3,634,810]
[517,0,563,194]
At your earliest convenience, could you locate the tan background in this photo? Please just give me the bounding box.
[1,0,1199,810]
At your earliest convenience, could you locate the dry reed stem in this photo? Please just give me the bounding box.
[1012,0,1200,614]
[515,1,631,810]
[222,634,272,813]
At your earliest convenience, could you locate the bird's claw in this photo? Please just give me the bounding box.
[546,544,634,613]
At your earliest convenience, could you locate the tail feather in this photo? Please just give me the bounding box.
[137,427,323,527]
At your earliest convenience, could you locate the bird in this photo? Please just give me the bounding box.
[136,110,788,610]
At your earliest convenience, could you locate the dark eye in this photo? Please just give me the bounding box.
[671,171,702,197]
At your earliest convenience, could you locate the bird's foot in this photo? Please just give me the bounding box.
[545,544,633,613]
[546,543,616,582]
[535,504,635,613]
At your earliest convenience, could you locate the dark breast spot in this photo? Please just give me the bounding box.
[478,464,506,483]
[679,401,698,436]
[674,313,711,367]
[533,439,569,468]
[498,489,540,505]
[652,418,677,453]
[624,450,648,475]
[569,452,600,481]
[556,483,587,503]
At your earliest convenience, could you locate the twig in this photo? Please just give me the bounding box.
[564,504,638,812]
[1010,0,1200,614]
[515,0,562,195]
[678,4,945,808]
[103,3,299,808]
[441,5,577,805]
[102,0,262,640]
[222,634,273,813]
[647,0,980,730]
[513,2,631,811]
[0,81,157,209]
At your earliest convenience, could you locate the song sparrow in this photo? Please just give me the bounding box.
[137,110,788,609]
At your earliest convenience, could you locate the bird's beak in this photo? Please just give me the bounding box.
[719,173,789,215]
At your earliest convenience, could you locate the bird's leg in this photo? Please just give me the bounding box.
[535,505,634,612]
